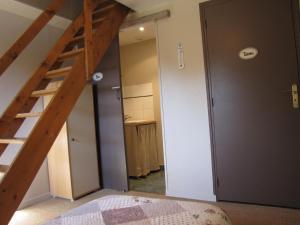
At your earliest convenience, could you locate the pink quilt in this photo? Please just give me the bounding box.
[44,195,232,225]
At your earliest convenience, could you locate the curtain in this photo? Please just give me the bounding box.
[125,123,160,177]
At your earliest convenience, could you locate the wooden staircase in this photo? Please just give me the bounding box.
[0,0,129,224]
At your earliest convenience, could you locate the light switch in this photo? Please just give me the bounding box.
[177,43,185,70]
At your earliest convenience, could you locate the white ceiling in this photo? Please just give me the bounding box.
[117,0,172,46]
[2,0,168,46]
[119,22,156,46]
[116,0,173,13]
[0,0,70,29]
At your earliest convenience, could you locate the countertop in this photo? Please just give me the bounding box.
[124,120,156,126]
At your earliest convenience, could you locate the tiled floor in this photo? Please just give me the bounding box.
[129,170,165,194]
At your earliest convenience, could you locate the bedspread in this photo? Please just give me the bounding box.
[44,195,232,225]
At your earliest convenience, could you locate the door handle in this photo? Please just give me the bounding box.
[292,84,299,109]
[112,86,121,100]
[71,138,79,142]
[112,86,120,90]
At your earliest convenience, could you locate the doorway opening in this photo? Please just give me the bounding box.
[119,22,165,195]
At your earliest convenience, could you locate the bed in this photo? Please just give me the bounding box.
[44,195,232,225]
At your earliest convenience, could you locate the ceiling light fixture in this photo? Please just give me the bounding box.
[139,26,145,32]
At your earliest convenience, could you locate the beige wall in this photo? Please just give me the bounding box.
[120,39,164,166]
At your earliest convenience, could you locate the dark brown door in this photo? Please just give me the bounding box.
[94,37,128,191]
[201,0,300,208]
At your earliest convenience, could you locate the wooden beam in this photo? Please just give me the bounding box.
[84,0,94,79]
[0,5,129,223]
[0,0,65,77]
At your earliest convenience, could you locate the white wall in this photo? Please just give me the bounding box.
[156,0,215,201]
[0,9,65,207]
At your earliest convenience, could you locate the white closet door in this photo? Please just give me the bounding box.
[67,84,100,198]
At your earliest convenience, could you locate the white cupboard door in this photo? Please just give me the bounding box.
[47,123,73,199]
[67,84,100,198]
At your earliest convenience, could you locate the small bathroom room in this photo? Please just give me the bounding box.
[119,22,165,194]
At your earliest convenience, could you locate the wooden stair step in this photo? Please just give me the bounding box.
[0,138,26,145]
[31,88,58,97]
[70,35,85,44]
[45,67,72,79]
[57,48,84,61]
[93,3,116,16]
[94,0,110,9]
[74,18,105,36]
[16,112,43,119]
[0,165,9,181]
[93,17,106,26]
[70,29,96,44]
[0,165,9,173]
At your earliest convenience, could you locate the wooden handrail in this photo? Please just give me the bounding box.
[0,0,65,77]
[84,0,94,79]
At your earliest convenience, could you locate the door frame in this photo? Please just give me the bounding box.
[118,21,168,194]
[199,0,300,199]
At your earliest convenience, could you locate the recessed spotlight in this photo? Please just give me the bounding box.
[139,26,145,32]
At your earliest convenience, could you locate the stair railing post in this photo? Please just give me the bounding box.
[84,0,94,80]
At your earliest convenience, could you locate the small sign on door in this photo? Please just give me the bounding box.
[239,47,258,60]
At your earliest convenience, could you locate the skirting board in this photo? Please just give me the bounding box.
[18,192,52,209]
[165,190,216,202]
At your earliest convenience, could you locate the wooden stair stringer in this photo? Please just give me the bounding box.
[0,54,86,225]
[0,3,130,224]
[92,4,129,68]
[0,12,85,156]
